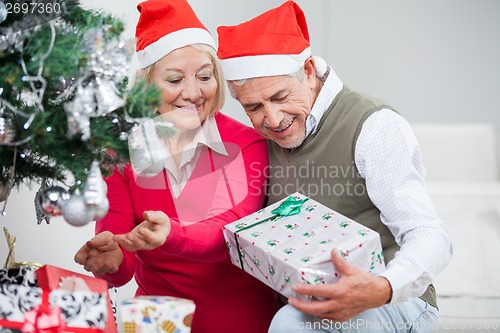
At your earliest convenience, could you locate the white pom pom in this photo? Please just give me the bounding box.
[312,56,328,80]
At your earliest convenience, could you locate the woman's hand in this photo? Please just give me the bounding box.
[74,231,124,276]
[113,211,171,252]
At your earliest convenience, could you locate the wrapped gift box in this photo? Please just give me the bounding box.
[36,265,117,333]
[120,296,195,333]
[222,192,385,300]
[0,283,107,332]
[0,266,38,287]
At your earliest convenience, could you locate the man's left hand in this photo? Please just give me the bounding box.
[288,249,392,322]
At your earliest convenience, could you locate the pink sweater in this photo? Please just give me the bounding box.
[97,113,278,333]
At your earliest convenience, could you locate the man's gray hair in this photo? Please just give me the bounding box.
[227,56,329,98]
[227,67,305,98]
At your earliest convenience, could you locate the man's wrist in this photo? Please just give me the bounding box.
[376,276,393,304]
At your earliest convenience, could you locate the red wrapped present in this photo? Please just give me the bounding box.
[35,265,117,333]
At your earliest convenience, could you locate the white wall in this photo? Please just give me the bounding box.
[75,0,500,129]
[1,0,499,303]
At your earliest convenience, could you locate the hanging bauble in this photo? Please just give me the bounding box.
[0,1,7,24]
[60,194,95,227]
[93,76,125,116]
[0,113,15,144]
[84,29,130,83]
[128,119,169,177]
[35,186,70,217]
[64,84,95,140]
[94,198,109,221]
[83,161,109,220]
[0,182,11,202]
[83,161,107,205]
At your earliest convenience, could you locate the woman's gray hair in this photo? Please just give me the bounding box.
[135,44,226,114]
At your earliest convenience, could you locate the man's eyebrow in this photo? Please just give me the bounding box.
[242,101,261,110]
[241,89,287,109]
[269,89,287,100]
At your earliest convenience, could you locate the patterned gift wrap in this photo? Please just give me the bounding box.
[0,266,38,287]
[0,284,107,332]
[120,296,195,333]
[36,264,117,333]
[223,192,386,300]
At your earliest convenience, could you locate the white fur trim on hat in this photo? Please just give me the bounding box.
[221,47,311,81]
[137,28,216,69]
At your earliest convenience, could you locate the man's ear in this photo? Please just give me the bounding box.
[304,56,317,89]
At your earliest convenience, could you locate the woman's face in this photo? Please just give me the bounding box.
[151,46,218,131]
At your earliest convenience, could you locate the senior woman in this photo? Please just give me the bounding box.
[74,1,278,332]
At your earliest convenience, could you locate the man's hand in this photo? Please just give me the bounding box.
[74,231,124,276]
[113,211,171,252]
[288,249,392,322]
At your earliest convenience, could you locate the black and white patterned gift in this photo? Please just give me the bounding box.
[0,284,107,330]
[0,267,38,287]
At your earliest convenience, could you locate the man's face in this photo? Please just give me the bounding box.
[231,63,317,149]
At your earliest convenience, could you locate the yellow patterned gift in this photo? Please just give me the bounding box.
[120,296,195,333]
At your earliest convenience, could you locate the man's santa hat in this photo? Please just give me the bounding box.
[136,0,216,69]
[217,1,311,81]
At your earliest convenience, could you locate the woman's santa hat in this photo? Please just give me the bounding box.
[217,1,311,81]
[136,0,216,69]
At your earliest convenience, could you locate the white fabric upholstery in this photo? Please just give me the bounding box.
[412,123,500,331]
[411,124,497,182]
[428,183,500,298]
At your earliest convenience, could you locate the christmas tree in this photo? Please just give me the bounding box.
[0,0,168,225]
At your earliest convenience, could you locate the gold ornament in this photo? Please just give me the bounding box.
[3,227,42,269]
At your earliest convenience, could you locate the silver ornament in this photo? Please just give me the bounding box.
[0,1,7,24]
[83,161,107,204]
[94,77,125,116]
[34,204,51,224]
[0,28,26,53]
[35,186,70,217]
[0,182,11,202]
[60,194,96,227]
[84,29,130,83]
[94,198,109,221]
[128,119,168,177]
[64,84,95,140]
[83,161,109,220]
[0,114,15,144]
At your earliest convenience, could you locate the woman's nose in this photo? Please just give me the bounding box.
[181,80,202,101]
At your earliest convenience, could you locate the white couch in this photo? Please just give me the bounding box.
[412,124,500,331]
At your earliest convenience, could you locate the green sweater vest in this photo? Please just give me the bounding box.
[267,86,436,307]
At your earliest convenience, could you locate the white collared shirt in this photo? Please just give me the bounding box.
[306,69,453,303]
[164,115,228,198]
[305,67,343,138]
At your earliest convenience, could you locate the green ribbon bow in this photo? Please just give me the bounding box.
[233,196,309,270]
[271,196,309,216]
